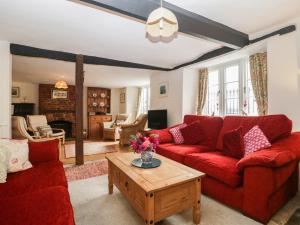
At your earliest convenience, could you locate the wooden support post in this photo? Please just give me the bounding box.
[75,54,84,165]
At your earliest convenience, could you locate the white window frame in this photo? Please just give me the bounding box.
[205,58,256,116]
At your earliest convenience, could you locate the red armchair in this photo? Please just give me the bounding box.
[0,139,74,225]
[151,115,300,223]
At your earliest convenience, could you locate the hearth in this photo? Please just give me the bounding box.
[49,120,72,138]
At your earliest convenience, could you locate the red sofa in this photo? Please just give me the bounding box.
[150,115,300,223]
[0,139,74,225]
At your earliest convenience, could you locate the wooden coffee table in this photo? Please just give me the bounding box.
[106,153,204,225]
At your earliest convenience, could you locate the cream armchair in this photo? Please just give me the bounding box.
[12,116,36,141]
[119,114,148,146]
[102,114,130,141]
[27,115,65,144]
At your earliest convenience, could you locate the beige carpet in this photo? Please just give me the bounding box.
[64,142,117,158]
[68,175,300,225]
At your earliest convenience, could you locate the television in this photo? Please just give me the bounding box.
[148,109,167,129]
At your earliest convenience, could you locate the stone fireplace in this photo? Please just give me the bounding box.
[39,84,76,137]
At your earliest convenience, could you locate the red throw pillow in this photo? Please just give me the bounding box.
[147,129,173,143]
[180,122,205,145]
[222,127,244,159]
[28,139,60,163]
[169,124,187,144]
[244,125,271,156]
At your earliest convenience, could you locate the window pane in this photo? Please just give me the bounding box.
[206,70,220,116]
[224,65,239,115]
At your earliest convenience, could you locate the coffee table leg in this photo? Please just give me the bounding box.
[193,178,201,225]
[108,162,113,194]
[145,193,155,225]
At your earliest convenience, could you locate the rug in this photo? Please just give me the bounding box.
[285,208,300,225]
[64,160,108,182]
[64,142,118,158]
[68,175,300,225]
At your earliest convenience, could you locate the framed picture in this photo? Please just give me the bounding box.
[120,93,126,103]
[159,82,168,97]
[12,87,20,98]
[52,89,68,99]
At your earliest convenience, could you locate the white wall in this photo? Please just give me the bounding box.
[126,87,139,122]
[0,41,12,138]
[150,69,184,126]
[267,20,300,131]
[11,81,39,114]
[182,68,199,116]
[111,88,121,119]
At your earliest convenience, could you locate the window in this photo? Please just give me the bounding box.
[204,59,257,116]
[137,86,150,115]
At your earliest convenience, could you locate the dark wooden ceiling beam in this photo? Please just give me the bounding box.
[10,44,171,71]
[79,0,249,48]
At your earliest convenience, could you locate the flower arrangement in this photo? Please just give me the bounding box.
[130,132,159,154]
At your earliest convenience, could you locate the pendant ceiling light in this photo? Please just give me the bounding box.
[146,0,178,42]
[55,80,68,89]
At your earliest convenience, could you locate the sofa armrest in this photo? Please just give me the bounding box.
[237,148,296,173]
[242,162,298,222]
[28,139,60,164]
[146,128,173,144]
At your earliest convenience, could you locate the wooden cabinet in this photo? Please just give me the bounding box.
[88,115,112,139]
[87,87,111,114]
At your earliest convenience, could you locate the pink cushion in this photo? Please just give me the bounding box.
[244,126,271,156]
[180,122,205,145]
[169,124,187,144]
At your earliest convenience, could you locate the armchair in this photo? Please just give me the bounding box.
[102,114,130,141]
[12,116,36,141]
[27,115,65,144]
[119,114,148,146]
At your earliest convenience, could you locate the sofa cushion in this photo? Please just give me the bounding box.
[28,139,60,164]
[184,152,242,188]
[156,143,211,163]
[180,122,205,144]
[244,125,271,156]
[169,124,187,144]
[216,115,292,150]
[183,115,223,148]
[0,161,67,198]
[147,128,173,144]
[222,127,244,159]
[0,186,74,225]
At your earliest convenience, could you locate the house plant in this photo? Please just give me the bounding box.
[130,132,159,164]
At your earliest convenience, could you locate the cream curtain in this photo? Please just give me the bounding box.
[197,68,208,115]
[249,52,268,115]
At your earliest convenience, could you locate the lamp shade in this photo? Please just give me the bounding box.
[55,80,68,89]
[146,7,178,41]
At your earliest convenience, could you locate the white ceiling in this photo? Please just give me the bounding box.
[12,56,152,88]
[168,0,300,34]
[0,0,220,69]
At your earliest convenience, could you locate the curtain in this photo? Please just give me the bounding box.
[137,87,150,116]
[249,52,268,115]
[197,68,208,115]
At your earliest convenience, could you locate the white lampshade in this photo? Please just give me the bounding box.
[55,80,68,89]
[146,7,178,42]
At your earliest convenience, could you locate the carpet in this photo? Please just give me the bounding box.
[64,160,108,182]
[64,142,118,158]
[68,175,300,225]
